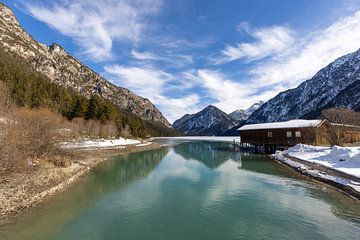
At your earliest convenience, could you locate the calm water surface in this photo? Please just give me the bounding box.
[1,140,360,240]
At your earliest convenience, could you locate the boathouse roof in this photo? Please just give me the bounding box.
[238,119,324,131]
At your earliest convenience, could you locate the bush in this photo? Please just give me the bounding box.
[0,108,63,173]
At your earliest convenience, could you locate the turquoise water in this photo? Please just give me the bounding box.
[1,140,360,240]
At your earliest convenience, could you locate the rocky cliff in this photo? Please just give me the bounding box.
[0,3,171,127]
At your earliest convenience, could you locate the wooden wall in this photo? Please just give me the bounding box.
[240,124,360,147]
[240,127,317,146]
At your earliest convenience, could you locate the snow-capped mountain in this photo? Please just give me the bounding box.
[229,101,264,121]
[173,105,238,135]
[229,109,248,122]
[248,48,360,123]
[245,101,265,115]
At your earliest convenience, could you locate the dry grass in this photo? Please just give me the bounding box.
[69,117,118,139]
[0,106,65,173]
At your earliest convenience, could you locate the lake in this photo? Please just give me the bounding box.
[1,140,360,240]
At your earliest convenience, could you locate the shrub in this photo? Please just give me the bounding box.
[0,108,63,173]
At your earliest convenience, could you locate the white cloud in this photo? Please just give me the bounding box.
[216,25,294,63]
[205,10,360,113]
[251,10,360,88]
[187,69,278,113]
[105,65,201,123]
[154,94,201,123]
[23,0,162,61]
[104,64,171,96]
[131,50,159,61]
[131,49,193,67]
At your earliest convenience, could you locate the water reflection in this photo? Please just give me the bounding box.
[1,141,360,240]
[173,141,293,177]
[173,141,241,169]
[172,141,360,225]
[1,148,168,240]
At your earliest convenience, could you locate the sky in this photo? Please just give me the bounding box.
[4,0,360,123]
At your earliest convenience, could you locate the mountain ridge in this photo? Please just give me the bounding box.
[0,3,171,128]
[248,48,360,123]
[229,101,264,122]
[173,105,238,135]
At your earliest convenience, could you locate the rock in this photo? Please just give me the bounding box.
[0,3,171,127]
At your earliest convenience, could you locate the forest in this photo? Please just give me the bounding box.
[0,48,179,138]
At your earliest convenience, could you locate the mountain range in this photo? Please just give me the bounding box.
[2,3,359,137]
[0,3,171,128]
[173,102,263,135]
[229,101,265,121]
[174,48,360,136]
[248,48,360,123]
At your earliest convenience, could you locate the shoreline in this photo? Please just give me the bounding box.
[273,151,360,201]
[0,141,161,226]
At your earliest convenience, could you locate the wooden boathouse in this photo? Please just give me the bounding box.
[238,119,360,153]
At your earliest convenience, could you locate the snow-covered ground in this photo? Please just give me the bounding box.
[284,144,360,178]
[275,151,360,193]
[61,138,141,149]
[151,136,240,143]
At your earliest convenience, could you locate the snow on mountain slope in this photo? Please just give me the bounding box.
[229,101,264,122]
[248,48,360,123]
[173,105,238,136]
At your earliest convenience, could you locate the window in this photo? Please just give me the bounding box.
[286,131,292,137]
[295,131,301,138]
[268,132,272,138]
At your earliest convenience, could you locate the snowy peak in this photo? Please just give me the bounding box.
[229,101,264,121]
[173,105,238,136]
[229,109,248,121]
[245,101,265,115]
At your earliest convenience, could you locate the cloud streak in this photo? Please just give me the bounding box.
[104,64,201,122]
[186,69,279,114]
[23,0,162,61]
[207,9,360,114]
[215,25,294,64]
[251,10,360,88]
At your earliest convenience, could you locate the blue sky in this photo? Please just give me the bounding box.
[4,0,360,122]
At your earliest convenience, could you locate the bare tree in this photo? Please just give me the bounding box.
[0,107,64,173]
[0,81,13,113]
[321,108,360,146]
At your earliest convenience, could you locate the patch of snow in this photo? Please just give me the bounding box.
[239,119,323,131]
[136,142,152,147]
[275,150,360,194]
[152,136,240,143]
[285,144,360,178]
[61,138,141,149]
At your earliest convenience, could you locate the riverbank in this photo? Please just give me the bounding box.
[274,144,360,200]
[0,139,161,225]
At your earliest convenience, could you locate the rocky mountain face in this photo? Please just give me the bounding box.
[229,101,264,122]
[0,3,171,127]
[173,105,238,135]
[229,109,248,122]
[248,49,360,123]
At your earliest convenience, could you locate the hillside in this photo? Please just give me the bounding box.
[0,3,171,128]
[173,105,238,135]
[248,48,360,123]
[0,48,180,137]
[229,101,264,122]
